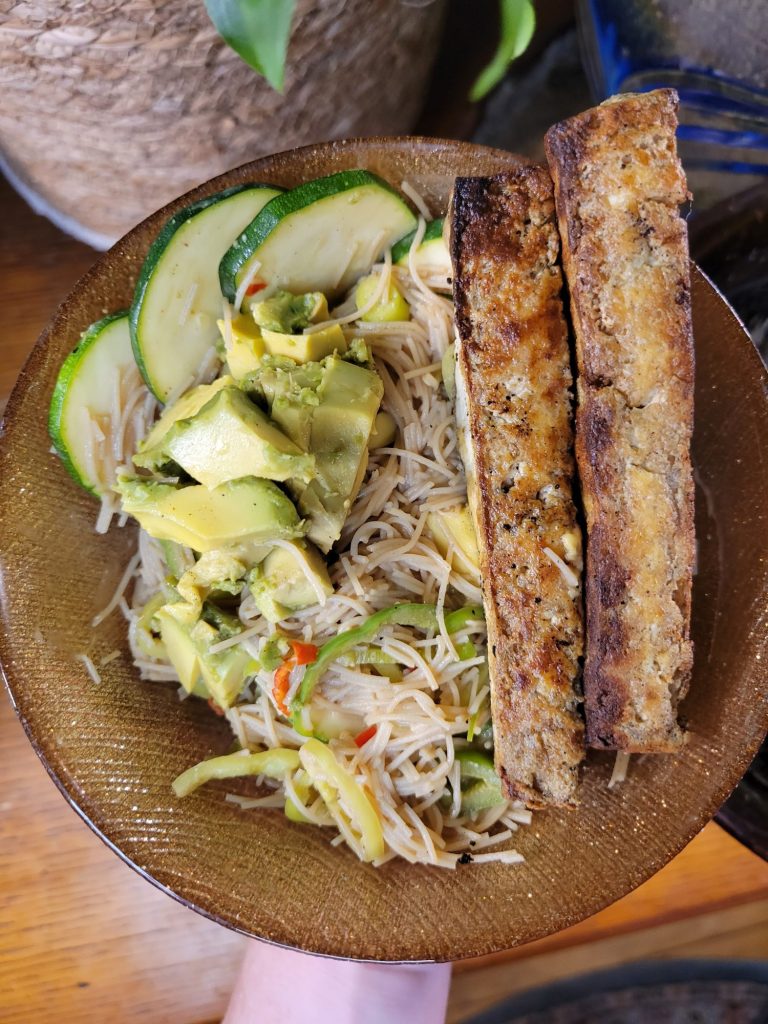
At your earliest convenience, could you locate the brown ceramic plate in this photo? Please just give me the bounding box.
[1,139,767,962]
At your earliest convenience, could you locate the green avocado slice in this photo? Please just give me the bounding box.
[117,476,304,553]
[133,386,315,488]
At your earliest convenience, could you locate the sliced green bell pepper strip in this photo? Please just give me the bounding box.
[299,738,385,862]
[172,748,300,797]
[291,603,484,717]
[443,605,484,633]
[337,644,400,668]
[455,748,505,815]
[455,640,477,662]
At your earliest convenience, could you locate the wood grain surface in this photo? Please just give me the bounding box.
[1,176,767,1021]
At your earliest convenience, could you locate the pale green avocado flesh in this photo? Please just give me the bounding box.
[133,385,315,488]
[250,290,323,333]
[248,540,332,623]
[246,353,383,552]
[156,607,253,708]
[116,476,304,553]
[139,376,234,452]
[298,356,383,551]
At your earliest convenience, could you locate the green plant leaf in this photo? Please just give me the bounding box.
[470,0,536,101]
[204,0,296,92]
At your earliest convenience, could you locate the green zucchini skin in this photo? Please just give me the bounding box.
[130,183,282,402]
[218,170,417,303]
[391,217,445,264]
[48,311,132,497]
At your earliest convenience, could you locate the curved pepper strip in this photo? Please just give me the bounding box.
[172,748,300,798]
[299,738,385,862]
[291,603,485,721]
[455,748,505,814]
[443,605,484,633]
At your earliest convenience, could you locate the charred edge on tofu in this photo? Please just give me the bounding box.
[545,89,695,753]
[451,167,586,809]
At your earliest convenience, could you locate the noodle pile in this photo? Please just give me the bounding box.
[96,197,532,868]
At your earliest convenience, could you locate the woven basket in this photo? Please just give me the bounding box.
[0,0,445,245]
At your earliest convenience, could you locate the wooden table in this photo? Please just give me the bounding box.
[2,175,768,1024]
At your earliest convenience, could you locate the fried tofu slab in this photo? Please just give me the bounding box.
[545,89,695,752]
[451,167,585,808]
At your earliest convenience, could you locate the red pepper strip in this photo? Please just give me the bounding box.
[245,281,266,296]
[354,724,377,748]
[207,698,226,717]
[272,661,293,717]
[288,641,318,666]
[273,642,318,717]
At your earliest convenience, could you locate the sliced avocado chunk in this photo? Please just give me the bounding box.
[355,274,410,322]
[217,315,265,382]
[250,354,383,552]
[247,290,347,365]
[294,356,383,551]
[117,476,304,553]
[156,606,253,707]
[140,375,234,453]
[260,324,347,364]
[159,539,193,580]
[156,606,203,692]
[134,386,315,488]
[344,337,376,369]
[201,600,243,639]
[133,591,169,660]
[426,505,480,579]
[220,170,417,304]
[369,411,397,448]
[174,548,249,623]
[248,540,332,623]
[250,290,326,333]
[246,358,323,452]
[197,634,253,708]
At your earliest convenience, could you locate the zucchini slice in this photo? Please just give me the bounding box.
[131,184,282,402]
[48,312,135,496]
[391,217,451,276]
[219,170,417,306]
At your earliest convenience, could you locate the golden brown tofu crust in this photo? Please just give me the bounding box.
[545,89,695,752]
[451,166,585,808]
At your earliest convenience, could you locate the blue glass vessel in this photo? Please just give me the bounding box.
[578,0,768,204]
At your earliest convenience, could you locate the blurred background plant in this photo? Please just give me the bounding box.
[203,0,535,99]
[0,0,536,247]
[0,0,447,245]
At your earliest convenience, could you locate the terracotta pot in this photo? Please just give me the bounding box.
[0,0,445,246]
